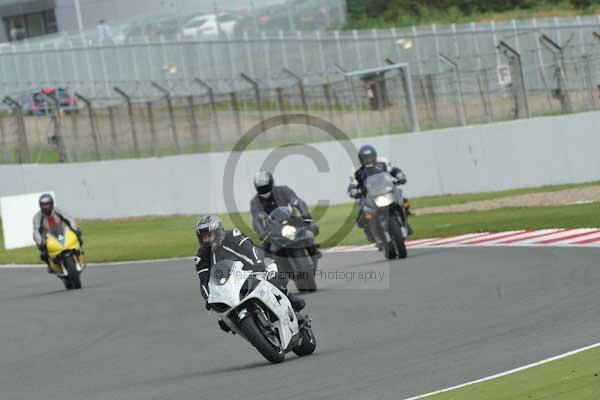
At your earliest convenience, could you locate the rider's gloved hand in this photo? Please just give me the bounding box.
[39,246,49,261]
[349,187,361,198]
[75,229,84,246]
[306,223,320,236]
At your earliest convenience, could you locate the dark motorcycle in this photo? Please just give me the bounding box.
[263,206,318,292]
[360,171,410,260]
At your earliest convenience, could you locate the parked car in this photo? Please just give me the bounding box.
[181,13,239,38]
[25,87,78,116]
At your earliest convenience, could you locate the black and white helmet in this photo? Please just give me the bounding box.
[195,215,225,249]
[254,170,274,198]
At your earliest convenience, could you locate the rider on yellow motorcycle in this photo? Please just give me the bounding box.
[33,194,83,274]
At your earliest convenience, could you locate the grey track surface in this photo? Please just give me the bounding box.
[1,247,600,400]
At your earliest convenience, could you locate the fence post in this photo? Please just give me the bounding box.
[477,70,493,122]
[553,16,561,43]
[336,64,362,137]
[186,96,201,151]
[43,92,69,162]
[106,106,119,158]
[576,16,586,56]
[411,26,424,75]
[511,19,521,53]
[283,67,313,140]
[372,29,382,64]
[145,101,158,156]
[296,31,308,75]
[539,34,573,114]
[261,32,273,86]
[490,20,501,68]
[401,65,420,132]
[279,30,289,69]
[226,34,238,82]
[470,22,483,70]
[194,78,223,148]
[275,87,290,141]
[230,91,243,139]
[532,18,553,110]
[240,73,266,140]
[352,30,363,70]
[68,108,80,162]
[425,74,439,126]
[0,114,8,163]
[75,93,101,160]
[432,24,442,73]
[439,52,466,126]
[3,97,30,163]
[322,82,335,124]
[582,55,598,111]
[316,31,327,73]
[151,81,181,153]
[243,32,256,78]
[451,23,460,58]
[498,41,531,118]
[334,30,345,68]
[114,86,141,157]
[418,76,434,128]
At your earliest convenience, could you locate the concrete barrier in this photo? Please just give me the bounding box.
[1,112,599,219]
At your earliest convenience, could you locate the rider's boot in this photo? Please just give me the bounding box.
[364,228,376,244]
[287,291,305,312]
[306,245,322,269]
[41,253,53,274]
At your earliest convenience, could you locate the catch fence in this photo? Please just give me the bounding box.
[3,17,600,163]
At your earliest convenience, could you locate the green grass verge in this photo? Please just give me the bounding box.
[423,346,600,399]
[1,201,599,265]
[411,181,600,209]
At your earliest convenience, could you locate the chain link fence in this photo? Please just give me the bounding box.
[3,15,600,164]
[3,42,600,165]
[1,15,599,97]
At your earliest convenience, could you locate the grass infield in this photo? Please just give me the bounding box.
[420,346,600,400]
[0,197,598,264]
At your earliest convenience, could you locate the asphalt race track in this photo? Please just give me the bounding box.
[1,247,600,400]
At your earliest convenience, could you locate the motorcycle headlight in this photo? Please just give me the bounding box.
[281,225,297,240]
[374,193,395,208]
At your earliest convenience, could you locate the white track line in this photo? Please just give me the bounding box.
[402,342,600,400]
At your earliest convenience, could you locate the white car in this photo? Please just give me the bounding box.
[182,13,238,38]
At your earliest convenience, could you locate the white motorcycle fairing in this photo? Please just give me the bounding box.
[207,261,300,352]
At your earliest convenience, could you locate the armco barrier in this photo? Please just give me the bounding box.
[1,112,599,220]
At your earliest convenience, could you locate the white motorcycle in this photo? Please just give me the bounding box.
[207,260,317,364]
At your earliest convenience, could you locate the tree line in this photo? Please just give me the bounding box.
[346,0,598,26]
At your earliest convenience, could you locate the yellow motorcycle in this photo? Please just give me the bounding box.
[46,226,86,290]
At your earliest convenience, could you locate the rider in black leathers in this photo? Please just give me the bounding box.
[347,145,410,242]
[250,171,321,266]
[194,215,306,333]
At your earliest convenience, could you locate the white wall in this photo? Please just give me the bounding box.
[1,112,599,220]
